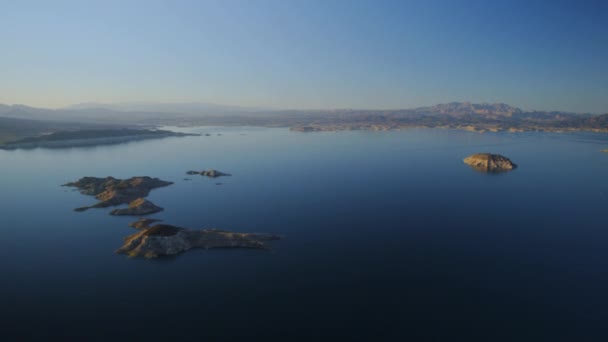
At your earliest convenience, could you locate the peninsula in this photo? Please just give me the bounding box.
[0,128,197,150]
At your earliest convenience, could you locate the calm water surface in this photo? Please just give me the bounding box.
[1,127,608,341]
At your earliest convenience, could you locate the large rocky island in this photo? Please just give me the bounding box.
[64,176,172,213]
[118,219,280,258]
[463,153,517,172]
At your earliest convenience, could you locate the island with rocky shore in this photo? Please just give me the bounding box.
[110,198,163,216]
[118,218,280,258]
[64,176,172,213]
[463,153,517,172]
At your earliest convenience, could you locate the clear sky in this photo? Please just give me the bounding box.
[1,0,607,112]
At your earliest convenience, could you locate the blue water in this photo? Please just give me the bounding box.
[1,127,608,341]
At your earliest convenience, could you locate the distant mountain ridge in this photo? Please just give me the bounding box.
[417,102,524,117]
[0,101,606,135]
[64,101,273,114]
[0,101,594,120]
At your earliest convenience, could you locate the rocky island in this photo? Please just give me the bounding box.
[463,153,517,172]
[110,198,163,216]
[117,219,280,258]
[186,169,231,178]
[64,176,172,213]
[129,218,163,229]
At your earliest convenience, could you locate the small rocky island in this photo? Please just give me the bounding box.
[129,218,162,229]
[110,198,163,216]
[186,169,231,178]
[117,219,280,258]
[63,176,172,213]
[463,153,517,172]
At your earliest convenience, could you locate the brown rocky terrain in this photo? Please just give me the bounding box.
[129,218,163,229]
[117,220,280,258]
[65,177,281,258]
[64,176,172,212]
[110,198,163,216]
[463,153,517,172]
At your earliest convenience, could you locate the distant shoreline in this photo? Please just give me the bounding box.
[0,129,197,150]
[288,123,608,134]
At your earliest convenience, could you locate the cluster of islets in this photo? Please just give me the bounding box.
[64,171,279,259]
[65,154,518,259]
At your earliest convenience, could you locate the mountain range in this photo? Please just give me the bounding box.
[0,102,606,141]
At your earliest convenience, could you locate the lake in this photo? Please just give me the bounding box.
[1,127,608,341]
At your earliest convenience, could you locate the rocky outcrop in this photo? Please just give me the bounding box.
[110,198,163,216]
[64,176,172,212]
[463,153,517,172]
[117,221,280,258]
[129,218,163,229]
[185,169,231,178]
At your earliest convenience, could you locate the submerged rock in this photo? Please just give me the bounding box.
[117,222,280,258]
[110,198,163,216]
[602,149,608,153]
[463,153,517,172]
[63,176,172,212]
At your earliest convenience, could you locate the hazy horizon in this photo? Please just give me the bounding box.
[0,99,603,115]
[2,0,607,112]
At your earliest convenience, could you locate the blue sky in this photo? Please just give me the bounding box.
[1,0,607,112]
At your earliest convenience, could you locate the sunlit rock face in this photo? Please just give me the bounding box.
[463,153,517,172]
[129,218,163,229]
[110,198,163,216]
[63,176,172,212]
[117,221,280,258]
